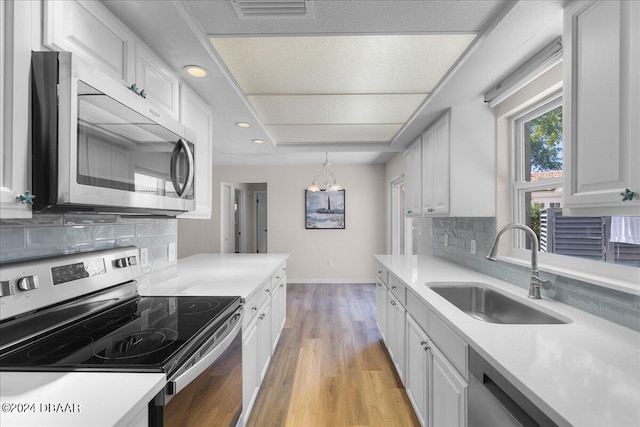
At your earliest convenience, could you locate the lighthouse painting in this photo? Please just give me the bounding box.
[305,189,345,229]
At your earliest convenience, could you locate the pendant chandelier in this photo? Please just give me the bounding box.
[307,152,343,192]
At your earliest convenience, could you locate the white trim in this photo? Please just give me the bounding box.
[485,37,563,108]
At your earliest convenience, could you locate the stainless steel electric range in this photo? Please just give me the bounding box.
[0,247,243,426]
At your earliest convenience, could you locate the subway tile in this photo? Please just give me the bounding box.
[1,246,66,263]
[27,226,93,246]
[1,215,63,227]
[600,302,640,332]
[149,245,168,262]
[136,221,177,237]
[64,214,119,225]
[0,228,26,251]
[94,224,136,241]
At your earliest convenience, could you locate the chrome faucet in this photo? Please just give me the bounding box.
[485,223,552,299]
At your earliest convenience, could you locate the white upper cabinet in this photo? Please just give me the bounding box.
[1,0,33,218]
[405,137,423,216]
[135,43,180,120]
[178,84,213,220]
[43,0,135,85]
[422,113,450,215]
[563,0,640,215]
[405,103,495,218]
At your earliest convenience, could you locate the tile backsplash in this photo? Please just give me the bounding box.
[430,217,640,332]
[0,214,177,274]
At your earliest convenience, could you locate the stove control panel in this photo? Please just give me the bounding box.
[0,246,141,322]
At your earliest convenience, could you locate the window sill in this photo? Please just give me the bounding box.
[499,254,640,296]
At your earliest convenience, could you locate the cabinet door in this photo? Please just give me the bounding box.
[242,317,259,425]
[404,138,422,216]
[421,127,436,214]
[376,281,388,343]
[270,277,286,352]
[432,114,450,214]
[43,0,135,84]
[430,345,467,427]
[178,84,213,219]
[563,0,640,215]
[406,315,430,426]
[135,43,180,120]
[387,293,406,383]
[1,0,32,218]
[257,299,273,382]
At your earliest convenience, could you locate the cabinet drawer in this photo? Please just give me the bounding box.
[244,279,271,328]
[271,264,287,290]
[388,275,407,306]
[376,264,388,286]
[406,291,429,333]
[428,310,467,377]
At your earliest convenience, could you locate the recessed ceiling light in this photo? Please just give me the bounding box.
[252,139,265,144]
[236,122,251,128]
[184,65,208,78]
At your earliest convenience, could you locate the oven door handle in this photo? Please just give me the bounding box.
[167,307,243,396]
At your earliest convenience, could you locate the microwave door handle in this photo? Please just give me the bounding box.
[170,138,194,198]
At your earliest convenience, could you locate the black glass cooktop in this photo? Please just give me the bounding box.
[0,295,240,374]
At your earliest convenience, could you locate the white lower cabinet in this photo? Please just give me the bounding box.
[257,297,272,382]
[431,345,467,427]
[242,264,287,425]
[242,314,259,425]
[379,268,469,427]
[376,280,388,343]
[271,276,287,353]
[387,292,406,383]
[406,315,430,426]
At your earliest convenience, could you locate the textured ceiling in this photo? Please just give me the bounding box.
[210,34,475,146]
[100,0,564,165]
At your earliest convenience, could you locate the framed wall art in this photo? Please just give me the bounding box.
[305,190,345,229]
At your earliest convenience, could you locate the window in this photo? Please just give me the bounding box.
[512,95,640,268]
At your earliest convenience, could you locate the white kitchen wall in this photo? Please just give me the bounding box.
[178,163,386,282]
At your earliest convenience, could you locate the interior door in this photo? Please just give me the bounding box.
[255,191,267,253]
[222,184,232,253]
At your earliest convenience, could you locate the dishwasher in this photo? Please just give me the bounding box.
[468,347,558,427]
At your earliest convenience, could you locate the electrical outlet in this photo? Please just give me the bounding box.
[444,234,449,247]
[470,239,477,255]
[168,242,176,262]
[327,259,333,267]
[139,248,149,267]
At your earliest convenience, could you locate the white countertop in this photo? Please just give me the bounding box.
[1,253,288,427]
[0,372,165,427]
[375,254,640,427]
[138,253,289,299]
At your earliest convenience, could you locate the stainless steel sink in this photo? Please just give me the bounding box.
[427,282,570,324]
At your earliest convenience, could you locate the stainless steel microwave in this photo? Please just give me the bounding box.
[31,51,196,215]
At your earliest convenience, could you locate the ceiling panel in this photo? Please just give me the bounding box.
[209,35,476,95]
[249,94,426,125]
[266,124,402,143]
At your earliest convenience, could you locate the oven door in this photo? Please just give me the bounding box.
[150,307,243,427]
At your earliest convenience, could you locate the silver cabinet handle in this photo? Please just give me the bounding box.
[265,288,271,294]
[390,301,396,306]
[421,340,429,350]
[259,313,266,320]
[280,283,284,288]
[252,306,258,312]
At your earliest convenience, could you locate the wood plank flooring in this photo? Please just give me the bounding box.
[247,283,420,427]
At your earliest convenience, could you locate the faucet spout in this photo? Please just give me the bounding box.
[485,223,552,299]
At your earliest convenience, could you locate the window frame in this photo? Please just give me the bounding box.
[506,92,639,292]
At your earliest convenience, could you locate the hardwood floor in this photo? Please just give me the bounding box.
[247,283,420,427]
